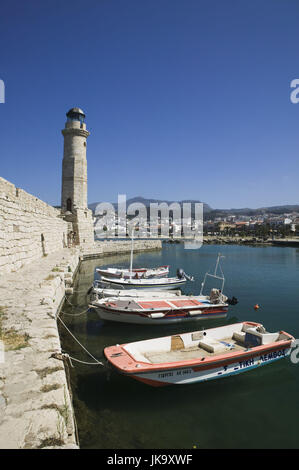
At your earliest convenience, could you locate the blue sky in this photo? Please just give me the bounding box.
[0,0,299,209]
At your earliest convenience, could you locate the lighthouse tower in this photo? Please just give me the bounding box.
[61,107,94,245]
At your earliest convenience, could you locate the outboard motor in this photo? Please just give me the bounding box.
[177,268,185,279]
[209,288,229,304]
[228,296,238,305]
[176,268,194,281]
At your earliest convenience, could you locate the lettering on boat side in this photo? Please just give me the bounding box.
[176,369,192,376]
[158,369,192,379]
[239,358,254,369]
[259,349,285,362]
[107,454,193,466]
[158,371,173,378]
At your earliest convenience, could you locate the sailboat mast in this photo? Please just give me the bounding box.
[214,253,220,276]
[129,229,134,280]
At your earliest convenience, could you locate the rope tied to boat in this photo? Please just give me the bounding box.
[59,295,91,316]
[56,315,105,367]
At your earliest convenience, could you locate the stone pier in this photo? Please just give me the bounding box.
[0,240,161,449]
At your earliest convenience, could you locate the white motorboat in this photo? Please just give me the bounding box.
[98,275,188,290]
[96,230,169,280]
[96,265,169,279]
[91,284,183,299]
[89,253,238,324]
[96,230,193,290]
[104,322,295,386]
[90,288,229,324]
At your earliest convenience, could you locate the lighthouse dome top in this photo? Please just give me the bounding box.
[66,107,86,122]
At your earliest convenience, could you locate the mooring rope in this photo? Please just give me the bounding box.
[57,315,104,366]
[67,355,104,366]
[67,288,91,294]
[60,307,90,317]
[64,295,87,308]
[59,295,90,316]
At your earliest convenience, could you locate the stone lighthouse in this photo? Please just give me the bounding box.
[61,107,94,245]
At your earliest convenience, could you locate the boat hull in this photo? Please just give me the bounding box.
[95,306,228,324]
[96,266,169,279]
[128,347,292,386]
[92,287,183,299]
[100,278,187,290]
[104,322,294,386]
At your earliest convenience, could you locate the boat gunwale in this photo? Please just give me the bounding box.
[95,300,228,314]
[100,276,186,286]
[96,265,170,277]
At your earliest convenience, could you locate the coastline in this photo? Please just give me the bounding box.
[166,236,299,247]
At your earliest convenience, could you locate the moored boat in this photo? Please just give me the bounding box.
[91,283,183,299]
[104,322,295,386]
[90,288,229,324]
[96,265,169,279]
[98,275,189,290]
[89,252,236,323]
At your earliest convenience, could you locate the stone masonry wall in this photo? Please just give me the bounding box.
[0,177,69,275]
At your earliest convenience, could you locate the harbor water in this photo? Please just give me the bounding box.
[60,243,299,449]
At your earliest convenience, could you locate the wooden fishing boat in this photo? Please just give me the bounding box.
[90,288,229,324]
[96,265,169,279]
[104,322,294,386]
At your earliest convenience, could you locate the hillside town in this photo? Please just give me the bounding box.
[93,206,299,239]
[203,212,299,237]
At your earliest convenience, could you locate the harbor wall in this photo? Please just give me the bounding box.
[84,239,162,258]
[0,176,162,448]
[0,248,81,448]
[0,177,69,276]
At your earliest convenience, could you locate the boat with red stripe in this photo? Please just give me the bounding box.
[90,289,229,324]
[90,253,237,324]
[104,322,295,386]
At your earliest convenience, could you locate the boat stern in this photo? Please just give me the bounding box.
[104,344,150,375]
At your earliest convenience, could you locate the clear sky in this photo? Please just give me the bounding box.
[0,0,299,209]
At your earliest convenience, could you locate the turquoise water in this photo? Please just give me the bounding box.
[60,244,299,449]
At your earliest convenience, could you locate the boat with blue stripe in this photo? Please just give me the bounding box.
[104,322,295,386]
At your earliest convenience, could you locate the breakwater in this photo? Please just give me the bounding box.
[167,236,299,247]
[203,236,270,245]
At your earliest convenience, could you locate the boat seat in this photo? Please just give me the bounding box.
[171,335,185,351]
[198,338,225,353]
[232,331,246,344]
[245,327,280,345]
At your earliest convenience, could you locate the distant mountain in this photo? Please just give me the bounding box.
[89,197,212,214]
[89,198,299,218]
[208,205,299,218]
